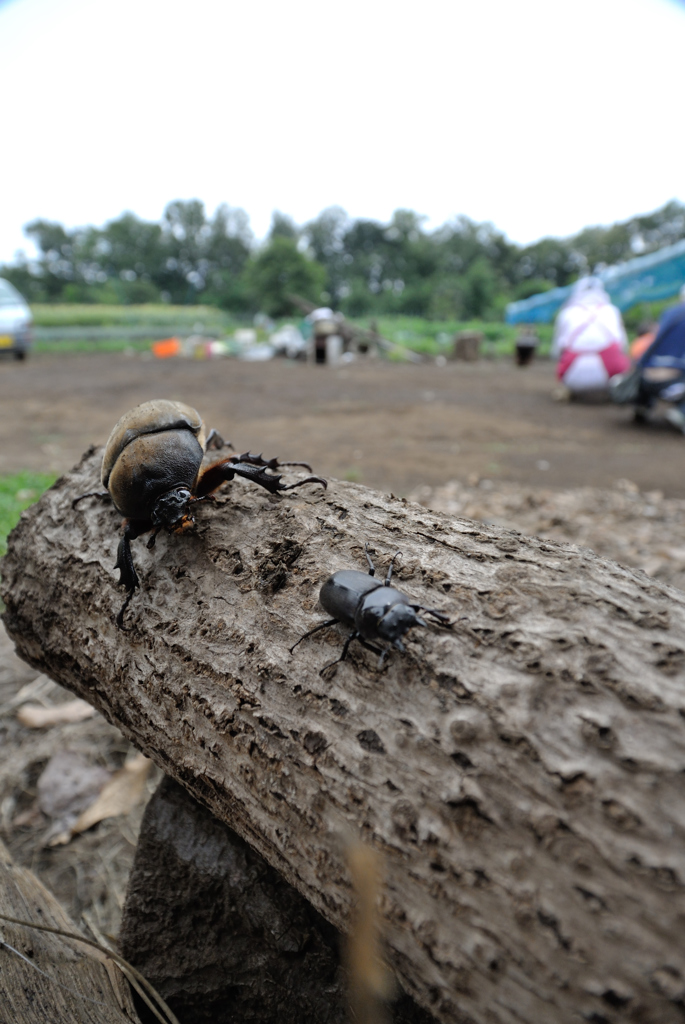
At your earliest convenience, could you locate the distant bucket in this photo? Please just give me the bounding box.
[152,337,181,358]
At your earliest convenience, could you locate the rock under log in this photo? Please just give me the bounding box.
[3,447,685,1024]
[119,775,435,1023]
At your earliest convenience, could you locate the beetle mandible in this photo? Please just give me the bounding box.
[74,399,326,626]
[290,544,451,675]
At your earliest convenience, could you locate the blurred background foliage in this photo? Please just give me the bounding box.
[3,199,684,325]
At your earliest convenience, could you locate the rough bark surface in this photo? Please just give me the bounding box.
[120,775,435,1024]
[0,838,140,1023]
[3,447,685,1024]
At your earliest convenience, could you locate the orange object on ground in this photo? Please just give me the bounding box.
[630,331,655,362]
[152,337,181,358]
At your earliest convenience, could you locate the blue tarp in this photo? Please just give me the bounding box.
[506,238,685,325]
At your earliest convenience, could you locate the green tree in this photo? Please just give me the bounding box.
[303,206,350,305]
[7,197,685,316]
[157,200,252,306]
[512,278,555,301]
[269,211,299,242]
[245,238,326,317]
[460,257,499,319]
[23,219,79,300]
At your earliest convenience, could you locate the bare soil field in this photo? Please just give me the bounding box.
[0,351,683,495]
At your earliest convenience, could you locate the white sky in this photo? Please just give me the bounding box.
[1,0,684,261]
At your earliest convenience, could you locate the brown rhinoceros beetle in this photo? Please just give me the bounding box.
[74,399,326,627]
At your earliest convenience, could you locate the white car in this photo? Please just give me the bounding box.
[0,278,32,360]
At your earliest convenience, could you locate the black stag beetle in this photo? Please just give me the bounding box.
[73,399,326,627]
[290,544,451,674]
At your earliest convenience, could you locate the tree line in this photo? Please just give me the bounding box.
[3,199,684,319]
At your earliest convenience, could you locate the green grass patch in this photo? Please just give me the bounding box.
[31,337,158,355]
[30,303,238,330]
[28,303,558,359]
[349,316,554,357]
[0,472,58,557]
[29,303,255,354]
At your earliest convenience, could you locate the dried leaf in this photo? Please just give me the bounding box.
[71,754,151,837]
[17,699,96,728]
[0,674,57,718]
[12,804,44,828]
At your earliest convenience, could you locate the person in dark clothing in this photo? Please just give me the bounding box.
[514,325,539,366]
[633,285,685,432]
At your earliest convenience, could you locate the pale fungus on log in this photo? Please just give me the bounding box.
[3,446,685,1024]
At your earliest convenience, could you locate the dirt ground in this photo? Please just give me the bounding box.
[2,349,685,971]
[411,477,685,594]
[0,350,684,496]
[0,621,162,939]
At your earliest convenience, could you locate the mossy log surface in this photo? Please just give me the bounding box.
[3,447,685,1024]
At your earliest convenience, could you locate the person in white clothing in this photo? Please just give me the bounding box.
[551,277,630,396]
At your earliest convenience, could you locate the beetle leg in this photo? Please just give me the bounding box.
[364,542,376,577]
[72,490,111,510]
[205,429,233,451]
[116,590,136,631]
[319,630,360,676]
[289,618,339,654]
[364,543,402,585]
[384,550,402,586]
[377,644,399,669]
[196,458,326,498]
[319,632,384,677]
[230,452,315,473]
[114,518,152,629]
[357,637,385,658]
[146,526,161,550]
[412,604,452,626]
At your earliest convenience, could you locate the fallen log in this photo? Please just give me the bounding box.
[0,838,140,1023]
[3,446,685,1024]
